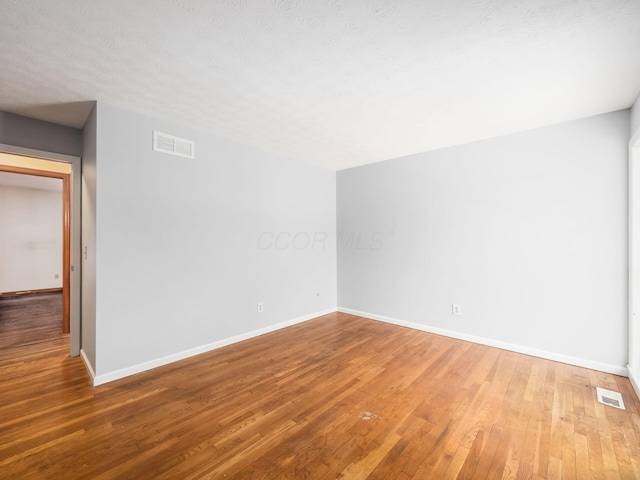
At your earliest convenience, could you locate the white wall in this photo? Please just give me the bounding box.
[0,184,62,292]
[338,110,629,373]
[84,102,336,382]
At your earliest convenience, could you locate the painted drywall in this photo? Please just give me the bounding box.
[81,105,97,371]
[85,102,336,380]
[338,110,629,372]
[631,92,640,139]
[0,184,62,292]
[0,111,82,157]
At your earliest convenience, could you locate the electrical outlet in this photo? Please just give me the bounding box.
[452,304,462,315]
[257,303,264,313]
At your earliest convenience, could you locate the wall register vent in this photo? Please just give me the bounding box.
[153,131,195,159]
[596,387,625,410]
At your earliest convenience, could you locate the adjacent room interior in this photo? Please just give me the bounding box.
[0,171,64,346]
[1,1,639,478]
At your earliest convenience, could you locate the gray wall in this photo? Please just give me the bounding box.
[81,105,97,370]
[338,110,629,372]
[86,102,336,381]
[632,92,640,139]
[0,111,82,157]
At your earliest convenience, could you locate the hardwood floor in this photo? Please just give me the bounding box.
[0,292,64,349]
[1,305,639,479]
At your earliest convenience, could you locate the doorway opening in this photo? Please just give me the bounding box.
[0,166,70,332]
[0,148,80,356]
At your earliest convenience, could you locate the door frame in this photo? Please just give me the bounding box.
[628,129,640,400]
[0,144,81,356]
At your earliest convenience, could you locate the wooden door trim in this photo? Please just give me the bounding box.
[0,164,71,333]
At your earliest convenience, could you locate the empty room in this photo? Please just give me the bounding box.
[1,1,640,478]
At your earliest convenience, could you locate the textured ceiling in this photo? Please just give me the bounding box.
[1,0,639,170]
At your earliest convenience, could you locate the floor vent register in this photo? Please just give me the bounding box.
[596,387,625,410]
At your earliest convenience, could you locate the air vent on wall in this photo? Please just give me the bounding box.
[153,131,195,159]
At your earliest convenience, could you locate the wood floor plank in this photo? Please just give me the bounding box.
[561,438,577,480]
[546,455,563,480]
[455,429,484,478]
[575,433,592,480]
[2,295,640,479]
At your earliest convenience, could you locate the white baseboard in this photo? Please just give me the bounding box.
[628,365,640,401]
[91,307,337,386]
[338,307,628,377]
[80,348,96,382]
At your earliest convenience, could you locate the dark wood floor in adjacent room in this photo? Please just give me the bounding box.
[1,296,639,479]
[0,292,64,349]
